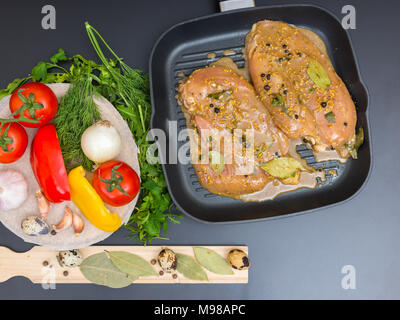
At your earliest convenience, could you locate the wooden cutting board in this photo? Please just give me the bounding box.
[0,245,248,284]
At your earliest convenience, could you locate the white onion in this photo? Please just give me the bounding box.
[0,170,28,211]
[81,120,122,163]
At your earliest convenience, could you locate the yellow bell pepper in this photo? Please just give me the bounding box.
[68,166,122,232]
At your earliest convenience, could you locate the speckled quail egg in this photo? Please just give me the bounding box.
[158,248,177,273]
[21,216,50,236]
[227,249,250,270]
[58,250,83,267]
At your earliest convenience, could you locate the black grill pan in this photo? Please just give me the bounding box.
[149,4,371,223]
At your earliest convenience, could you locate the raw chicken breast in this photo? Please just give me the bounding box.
[177,65,289,198]
[245,20,357,154]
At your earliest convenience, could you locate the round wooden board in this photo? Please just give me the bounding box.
[0,83,140,250]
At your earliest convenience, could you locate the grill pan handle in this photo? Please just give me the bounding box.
[219,0,255,12]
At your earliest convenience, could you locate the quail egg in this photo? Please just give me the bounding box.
[21,216,50,236]
[227,249,250,270]
[58,250,83,267]
[158,248,177,273]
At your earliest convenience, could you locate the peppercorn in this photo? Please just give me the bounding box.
[321,102,327,108]
[214,107,220,114]
[282,44,287,49]
[298,52,302,57]
[284,49,289,54]
[209,103,214,108]
[283,90,288,95]
[266,74,271,80]
[261,73,265,78]
[266,43,270,47]
[278,58,283,63]
[295,114,299,119]
[264,85,270,91]
[344,122,348,127]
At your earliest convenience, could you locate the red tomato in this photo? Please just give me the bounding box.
[9,82,58,128]
[92,160,140,207]
[0,123,28,163]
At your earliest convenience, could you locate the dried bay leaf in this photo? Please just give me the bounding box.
[307,59,331,90]
[108,251,158,278]
[261,157,303,179]
[79,252,136,288]
[193,247,234,275]
[176,253,208,281]
[346,127,364,159]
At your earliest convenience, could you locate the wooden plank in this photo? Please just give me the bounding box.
[0,246,248,284]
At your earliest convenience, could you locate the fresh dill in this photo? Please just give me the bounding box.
[54,75,101,172]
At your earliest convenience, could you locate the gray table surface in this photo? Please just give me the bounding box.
[0,0,398,300]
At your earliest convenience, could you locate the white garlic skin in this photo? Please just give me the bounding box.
[0,170,28,211]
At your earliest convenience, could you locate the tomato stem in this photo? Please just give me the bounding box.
[0,123,14,153]
[98,164,133,197]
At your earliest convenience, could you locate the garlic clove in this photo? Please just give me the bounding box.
[36,190,50,218]
[53,206,73,231]
[72,212,85,236]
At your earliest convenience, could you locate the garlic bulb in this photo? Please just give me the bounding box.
[0,170,28,211]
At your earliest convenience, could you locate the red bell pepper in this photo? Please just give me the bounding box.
[30,124,70,203]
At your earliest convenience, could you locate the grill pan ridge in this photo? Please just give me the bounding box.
[149,4,371,223]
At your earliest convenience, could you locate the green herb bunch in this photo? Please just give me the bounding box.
[54,75,101,172]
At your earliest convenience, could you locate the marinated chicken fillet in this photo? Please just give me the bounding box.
[246,20,357,154]
[177,66,289,198]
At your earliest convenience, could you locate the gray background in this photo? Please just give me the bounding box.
[0,0,398,299]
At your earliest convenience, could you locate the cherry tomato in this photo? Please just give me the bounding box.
[9,82,58,128]
[92,160,140,207]
[0,123,28,163]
